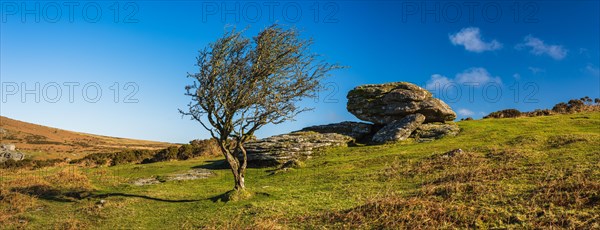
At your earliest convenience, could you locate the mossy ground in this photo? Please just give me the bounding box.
[1,112,599,229]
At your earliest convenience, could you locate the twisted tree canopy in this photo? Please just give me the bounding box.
[181,24,342,191]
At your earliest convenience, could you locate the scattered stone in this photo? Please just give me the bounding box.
[347,82,456,124]
[131,169,215,186]
[164,168,215,181]
[372,114,426,143]
[441,149,464,158]
[96,199,107,208]
[131,177,161,186]
[299,121,373,140]
[244,131,352,166]
[411,123,460,140]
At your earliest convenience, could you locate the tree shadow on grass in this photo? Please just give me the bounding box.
[88,193,202,203]
[193,159,280,170]
[192,159,230,170]
[208,192,231,202]
[10,185,82,202]
[11,185,202,203]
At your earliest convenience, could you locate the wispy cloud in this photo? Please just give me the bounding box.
[513,73,521,79]
[426,74,453,90]
[517,35,568,60]
[455,67,502,86]
[449,27,502,53]
[528,67,545,75]
[426,67,502,91]
[457,108,474,116]
[584,64,600,77]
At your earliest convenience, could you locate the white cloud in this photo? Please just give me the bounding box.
[457,109,474,116]
[584,64,600,77]
[426,68,502,92]
[449,27,503,53]
[517,35,568,60]
[528,67,545,74]
[426,74,453,90]
[455,67,502,86]
[513,73,521,79]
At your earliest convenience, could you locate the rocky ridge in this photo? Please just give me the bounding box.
[244,82,459,166]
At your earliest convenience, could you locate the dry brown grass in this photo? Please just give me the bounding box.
[0,167,94,228]
[530,171,600,208]
[0,116,172,160]
[46,167,93,191]
[0,172,44,228]
[52,215,89,230]
[304,147,600,229]
[0,187,38,225]
[202,212,289,230]
[307,196,486,229]
[546,134,591,148]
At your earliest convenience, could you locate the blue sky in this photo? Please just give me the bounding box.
[1,1,599,143]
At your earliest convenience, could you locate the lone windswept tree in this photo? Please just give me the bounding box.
[181,25,342,192]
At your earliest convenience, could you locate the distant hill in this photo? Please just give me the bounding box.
[0,116,173,160]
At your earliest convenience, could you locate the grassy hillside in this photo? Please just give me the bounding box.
[0,116,173,160]
[1,112,599,229]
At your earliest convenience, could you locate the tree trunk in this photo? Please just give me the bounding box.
[234,173,245,190]
[218,140,247,191]
[235,144,248,191]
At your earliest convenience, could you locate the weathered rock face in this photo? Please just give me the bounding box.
[1,144,16,151]
[411,123,460,141]
[0,152,24,162]
[0,144,24,162]
[300,121,374,140]
[244,131,352,167]
[372,113,425,143]
[347,82,456,124]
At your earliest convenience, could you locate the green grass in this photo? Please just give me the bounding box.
[1,112,599,229]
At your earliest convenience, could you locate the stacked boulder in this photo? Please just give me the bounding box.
[244,82,458,166]
[0,144,25,162]
[371,113,425,143]
[346,82,458,143]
